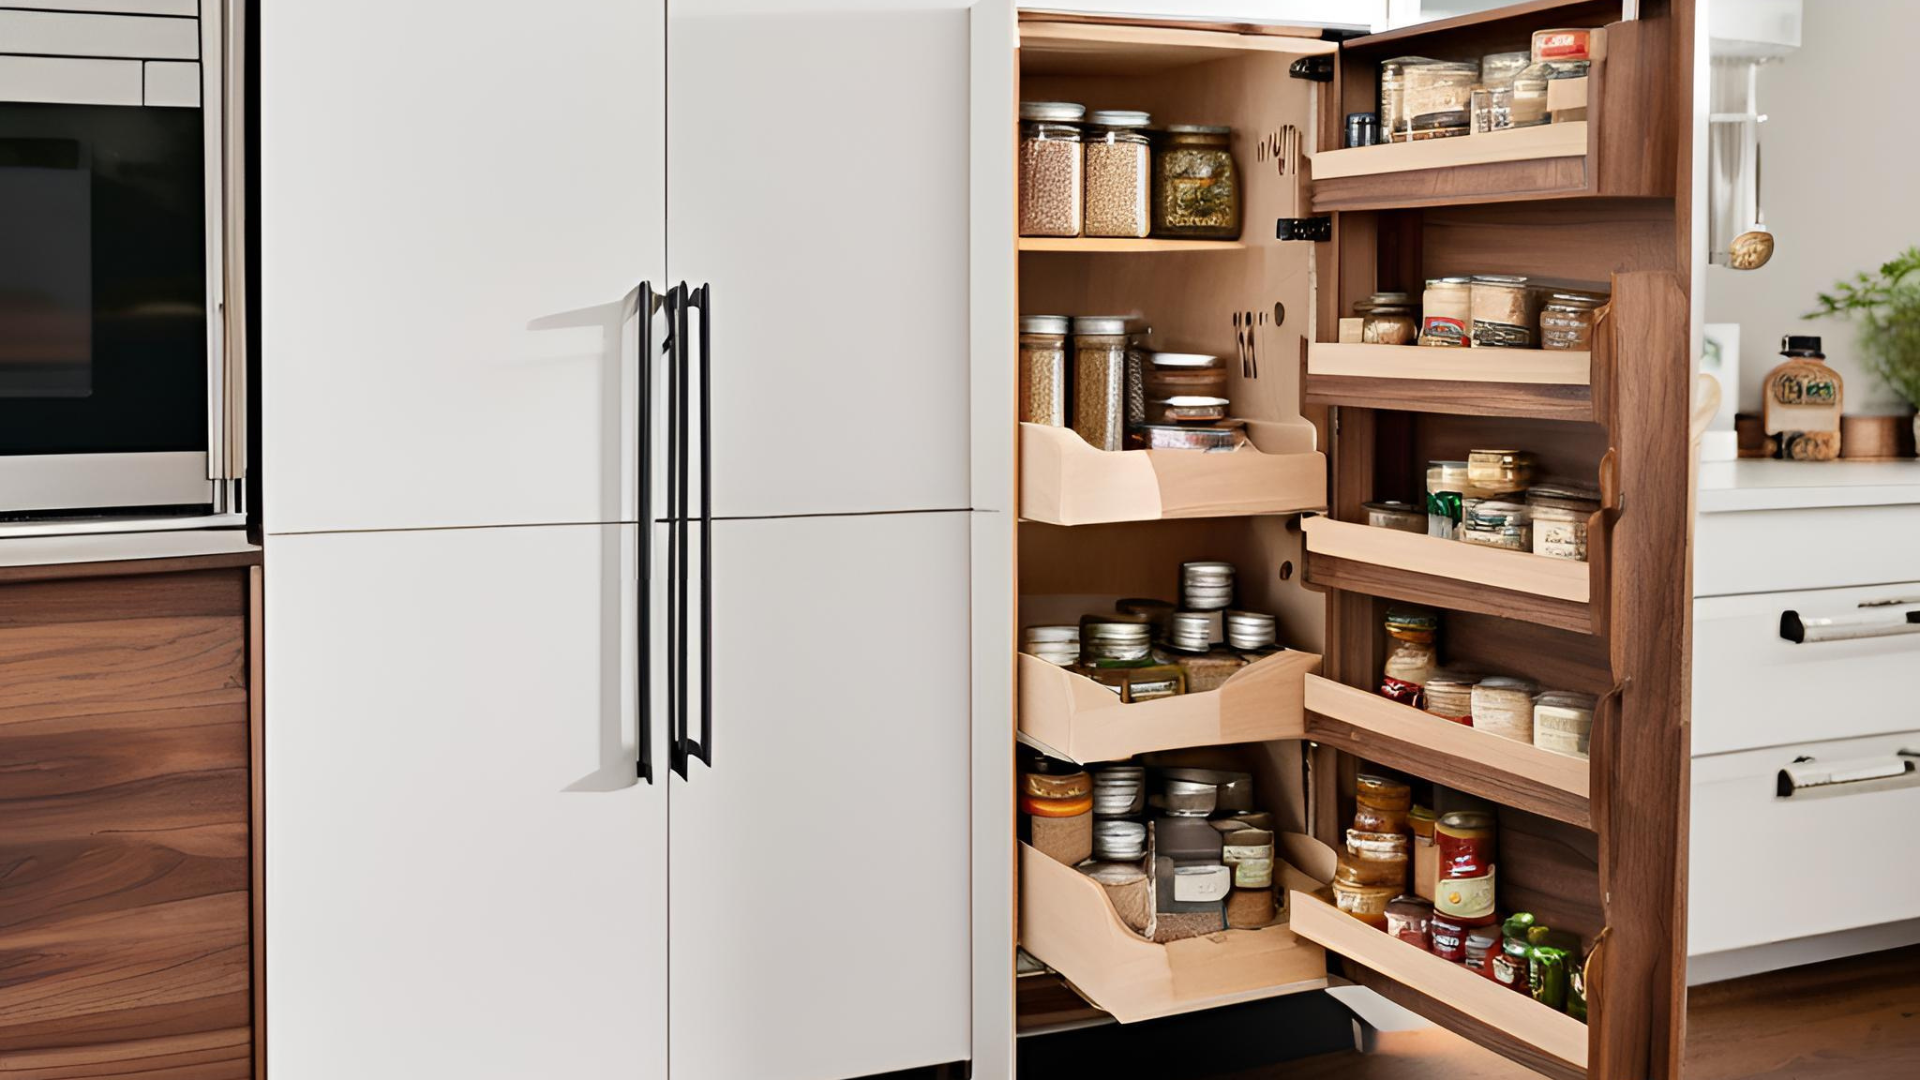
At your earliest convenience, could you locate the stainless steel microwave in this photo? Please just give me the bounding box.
[0,3,246,535]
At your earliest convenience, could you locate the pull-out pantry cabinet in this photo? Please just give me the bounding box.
[972,3,1698,1078]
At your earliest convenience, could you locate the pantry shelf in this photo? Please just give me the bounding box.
[1303,675,1591,829]
[1304,343,1595,422]
[1020,842,1330,1025]
[1018,237,1249,254]
[1020,423,1327,526]
[1289,891,1590,1080]
[1017,648,1320,765]
[1310,122,1591,214]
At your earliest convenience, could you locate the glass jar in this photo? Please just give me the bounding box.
[1470,275,1542,348]
[1379,57,1416,144]
[1381,607,1439,705]
[1092,764,1146,818]
[1165,610,1216,653]
[1388,896,1433,950]
[1399,59,1479,141]
[1471,676,1539,742]
[1534,690,1598,758]
[1426,459,1469,539]
[1019,101,1084,237]
[1421,277,1472,347]
[1366,500,1428,533]
[1354,774,1412,835]
[1361,291,1419,345]
[1465,927,1503,978]
[1115,597,1175,638]
[1021,624,1079,667]
[1346,828,1411,863]
[1018,315,1069,426]
[1482,50,1531,90]
[1429,913,1472,961]
[1085,661,1187,702]
[1541,291,1607,351]
[1547,61,1593,123]
[1422,669,1477,724]
[1083,110,1152,239]
[1511,65,1551,127]
[1528,484,1601,560]
[1155,644,1245,693]
[1460,499,1532,550]
[1071,316,1129,450]
[1153,125,1240,239]
[1435,810,1496,879]
[1145,352,1228,402]
[1466,448,1537,497]
[1336,851,1409,888]
[1332,879,1399,928]
[1180,560,1235,612]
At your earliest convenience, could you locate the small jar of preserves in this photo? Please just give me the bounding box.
[1436,810,1496,880]
[1018,315,1069,426]
[1366,500,1428,533]
[1082,110,1153,239]
[1459,499,1532,550]
[1422,669,1477,725]
[1381,607,1439,705]
[1361,291,1419,346]
[1387,895,1433,950]
[1332,880,1400,928]
[1471,676,1539,743]
[1337,850,1410,888]
[1354,773,1413,835]
[1019,102,1085,237]
[1466,448,1537,497]
[1534,690,1598,758]
[1429,913,1472,962]
[1153,125,1240,239]
[1541,291,1607,351]
[1071,316,1130,451]
[1420,277,1472,347]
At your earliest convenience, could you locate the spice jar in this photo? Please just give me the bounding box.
[1399,59,1479,141]
[1092,764,1146,818]
[1222,828,1274,889]
[1092,819,1147,861]
[1426,460,1469,539]
[1387,895,1433,950]
[1023,765,1094,865]
[1337,851,1409,888]
[1181,561,1235,612]
[1224,609,1279,654]
[1355,774,1413,835]
[1435,810,1498,926]
[1534,690,1598,758]
[1469,276,1542,348]
[1071,316,1129,451]
[1083,110,1152,239]
[1472,676,1539,742]
[1021,624,1079,667]
[1019,102,1085,237]
[1410,805,1438,902]
[1153,125,1240,239]
[1345,111,1380,148]
[1080,614,1153,664]
[1366,500,1428,533]
[1018,315,1069,426]
[1361,291,1419,345]
[1541,291,1607,351]
[1422,669,1477,724]
[1155,642,1245,693]
[1460,499,1532,551]
[1381,607,1439,705]
[1420,277,1472,347]
[1528,484,1601,561]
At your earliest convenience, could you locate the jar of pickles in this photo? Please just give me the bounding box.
[1153,125,1240,239]
[1018,315,1069,426]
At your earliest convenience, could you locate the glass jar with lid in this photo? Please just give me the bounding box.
[1460,499,1532,550]
[1470,275,1542,348]
[1528,483,1602,560]
[1360,291,1419,346]
[1082,110,1152,239]
[1381,607,1439,705]
[1421,277,1472,347]
[1018,315,1069,427]
[1019,101,1085,237]
[1426,459,1469,539]
[1541,290,1608,351]
[1471,676,1539,742]
[1071,316,1129,451]
[1466,448,1537,496]
[1534,690,1598,758]
[1398,59,1480,141]
[1366,500,1428,533]
[1153,125,1241,239]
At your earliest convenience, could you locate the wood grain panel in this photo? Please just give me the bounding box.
[0,617,246,723]
[0,569,249,629]
[1,1027,253,1080]
[1421,200,1677,286]
[1305,552,1592,636]
[1352,966,1585,1080]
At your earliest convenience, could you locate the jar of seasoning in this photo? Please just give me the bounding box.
[1426,460,1469,539]
[1333,881,1399,928]
[1361,291,1419,346]
[1082,110,1152,239]
[1023,765,1094,865]
[1080,613,1153,664]
[1541,291,1607,351]
[1422,669,1477,724]
[1181,561,1235,612]
[1429,913,1472,962]
[1470,86,1515,135]
[1528,484,1601,560]
[1222,828,1275,888]
[1346,828,1411,863]
[1381,607,1439,705]
[1153,125,1240,239]
[1534,690,1598,758]
[1469,275,1542,348]
[1336,850,1409,888]
[1345,111,1380,148]
[1021,624,1080,667]
[1225,610,1279,656]
[1155,643,1245,693]
[1019,102,1085,237]
[1355,774,1412,835]
[1410,805,1438,902]
[1018,315,1069,426]
[1465,927,1503,978]
[1420,277,1472,347]
[1472,676,1539,742]
[1511,66,1551,128]
[1387,895,1433,950]
[1460,499,1532,550]
[1399,60,1479,141]
[1466,448,1537,496]
[1366,500,1428,533]
[1071,316,1129,451]
[1482,50,1531,90]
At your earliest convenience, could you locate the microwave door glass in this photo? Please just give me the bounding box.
[0,138,93,398]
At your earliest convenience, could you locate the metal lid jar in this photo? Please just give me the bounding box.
[1018,315,1069,427]
[1541,290,1608,352]
[1021,624,1079,667]
[1180,560,1235,610]
[1152,125,1240,240]
[1078,613,1153,664]
[1082,110,1152,239]
[1019,101,1084,238]
[1469,275,1542,348]
[1360,291,1419,346]
[1224,609,1277,652]
[1071,316,1129,452]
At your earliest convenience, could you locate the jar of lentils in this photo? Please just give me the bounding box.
[1020,101,1085,237]
[1071,316,1130,451]
[1018,315,1069,427]
[1083,110,1152,239]
[1153,125,1241,239]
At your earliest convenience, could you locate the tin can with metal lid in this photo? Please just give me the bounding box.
[1225,609,1278,651]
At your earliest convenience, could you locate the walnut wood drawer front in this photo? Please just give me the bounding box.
[0,569,254,1076]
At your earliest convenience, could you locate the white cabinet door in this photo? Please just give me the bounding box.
[667,512,970,1080]
[266,525,666,1080]
[668,0,972,519]
[262,1,663,534]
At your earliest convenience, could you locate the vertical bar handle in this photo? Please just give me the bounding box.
[668,283,693,779]
[635,283,664,783]
[684,283,714,771]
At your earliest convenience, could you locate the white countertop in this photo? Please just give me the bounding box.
[0,528,259,570]
[1697,459,1920,513]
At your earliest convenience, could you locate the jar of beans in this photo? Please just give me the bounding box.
[1083,110,1152,238]
[1019,101,1085,237]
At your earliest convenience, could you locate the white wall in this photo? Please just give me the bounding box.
[1706,0,1920,415]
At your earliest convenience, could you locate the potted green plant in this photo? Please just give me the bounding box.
[1808,247,1920,452]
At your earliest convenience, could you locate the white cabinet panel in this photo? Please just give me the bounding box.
[668,512,970,1080]
[266,525,665,1080]
[668,0,971,518]
[262,1,663,533]
[0,10,197,58]
[0,56,143,105]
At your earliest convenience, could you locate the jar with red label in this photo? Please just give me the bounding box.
[1420,277,1471,347]
[1429,912,1471,962]
[1464,926,1502,978]
[1434,810,1497,926]
[1386,895,1432,951]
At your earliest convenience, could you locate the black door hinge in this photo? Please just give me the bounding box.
[1289,55,1334,82]
[1276,216,1333,242]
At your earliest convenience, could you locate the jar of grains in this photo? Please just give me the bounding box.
[1471,676,1539,743]
[1083,110,1153,238]
[1361,292,1420,345]
[1018,315,1069,426]
[1469,275,1542,348]
[1421,277,1472,347]
[1541,291,1607,351]
[1533,690,1597,758]
[1153,125,1241,239]
[1071,316,1129,451]
[1019,101,1085,237]
[1379,58,1416,144]
[1527,483,1602,561]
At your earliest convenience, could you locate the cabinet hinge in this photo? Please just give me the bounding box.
[1289,55,1334,82]
[1276,216,1333,242]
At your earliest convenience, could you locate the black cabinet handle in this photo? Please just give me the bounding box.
[636,283,664,783]
[667,283,692,780]
[684,283,714,772]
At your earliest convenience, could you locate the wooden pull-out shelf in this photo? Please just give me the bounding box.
[1304,675,1590,829]
[1017,649,1319,765]
[1019,238,1248,254]
[1290,891,1589,1079]
[1310,122,1592,213]
[1020,424,1327,527]
[1305,343,1594,422]
[1020,843,1329,1025]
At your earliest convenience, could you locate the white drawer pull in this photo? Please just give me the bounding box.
[1779,609,1920,644]
[1777,751,1919,798]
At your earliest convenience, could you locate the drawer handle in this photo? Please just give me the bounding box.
[1779,609,1920,644]
[1777,751,1919,798]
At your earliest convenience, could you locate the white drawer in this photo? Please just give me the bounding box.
[1693,582,1920,756]
[1690,730,1920,957]
[0,10,198,60]
[3,1,196,13]
[1695,503,1920,597]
